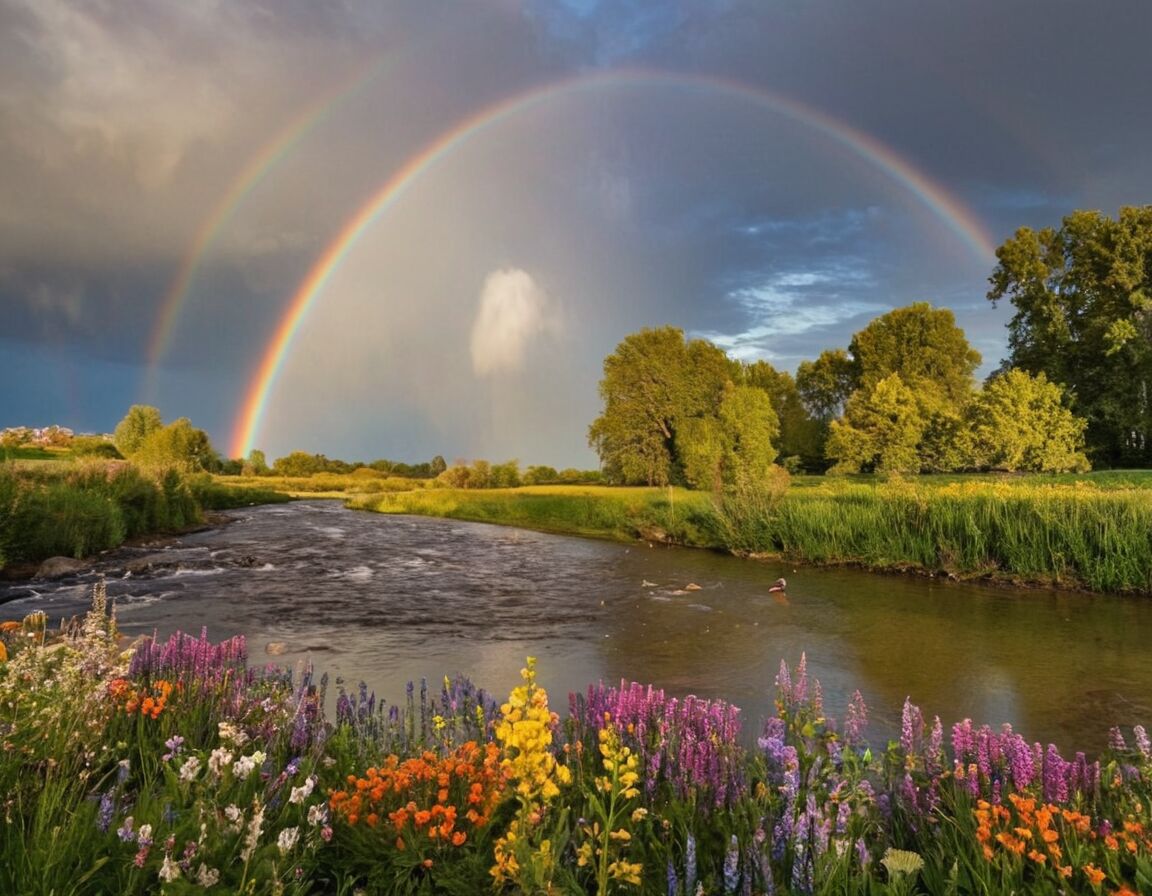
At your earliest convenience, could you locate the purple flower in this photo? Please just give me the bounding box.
[1110,727,1128,751]
[1042,744,1069,803]
[1134,725,1151,759]
[844,691,868,748]
[117,816,135,842]
[96,792,115,833]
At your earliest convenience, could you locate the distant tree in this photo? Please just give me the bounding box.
[430,455,447,476]
[135,418,218,472]
[826,373,922,475]
[242,449,269,476]
[988,206,1152,466]
[522,465,559,485]
[113,405,164,457]
[490,460,521,489]
[70,435,121,458]
[966,369,1090,472]
[272,451,329,477]
[436,465,471,488]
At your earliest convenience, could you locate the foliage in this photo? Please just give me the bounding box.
[353,485,721,548]
[966,369,1091,472]
[826,373,923,474]
[988,205,1152,467]
[134,417,219,472]
[112,405,164,457]
[588,327,781,487]
[849,302,981,413]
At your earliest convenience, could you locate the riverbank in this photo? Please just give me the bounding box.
[349,476,1152,594]
[0,462,291,576]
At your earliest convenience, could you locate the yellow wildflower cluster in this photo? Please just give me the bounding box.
[576,723,645,894]
[491,658,571,892]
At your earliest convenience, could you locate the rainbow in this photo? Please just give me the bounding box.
[230,68,998,459]
[142,55,389,399]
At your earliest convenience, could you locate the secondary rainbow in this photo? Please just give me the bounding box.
[142,56,388,399]
[231,68,998,458]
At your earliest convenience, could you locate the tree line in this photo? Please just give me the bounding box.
[589,205,1152,483]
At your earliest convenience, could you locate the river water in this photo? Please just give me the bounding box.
[2,500,1149,752]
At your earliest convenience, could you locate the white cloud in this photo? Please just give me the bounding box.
[469,268,558,376]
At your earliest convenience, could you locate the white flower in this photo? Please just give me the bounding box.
[277,826,300,854]
[158,855,181,883]
[224,804,244,831]
[233,751,264,781]
[307,804,325,826]
[178,756,201,782]
[241,801,265,862]
[217,721,249,747]
[208,747,233,777]
[289,776,315,804]
[195,863,220,887]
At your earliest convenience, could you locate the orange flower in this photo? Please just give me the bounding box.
[452,831,467,847]
[1083,864,1106,886]
[1027,849,1047,864]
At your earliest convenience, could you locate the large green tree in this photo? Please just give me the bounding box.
[988,206,1152,466]
[113,405,163,457]
[588,327,783,487]
[588,327,733,485]
[848,302,981,414]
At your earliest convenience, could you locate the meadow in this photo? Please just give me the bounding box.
[353,474,1152,594]
[2,589,1151,894]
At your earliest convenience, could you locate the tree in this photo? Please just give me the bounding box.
[242,449,269,476]
[587,328,731,485]
[744,361,824,471]
[430,455,447,476]
[826,373,922,474]
[848,302,981,414]
[113,405,164,457]
[135,418,218,472]
[796,349,856,422]
[988,206,1152,466]
[965,370,1090,472]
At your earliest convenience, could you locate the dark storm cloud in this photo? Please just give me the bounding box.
[1,0,1149,464]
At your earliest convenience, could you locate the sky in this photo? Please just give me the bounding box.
[2,1,1150,469]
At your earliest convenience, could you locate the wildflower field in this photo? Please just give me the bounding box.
[3,590,1151,894]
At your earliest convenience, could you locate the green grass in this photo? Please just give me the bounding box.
[349,485,721,546]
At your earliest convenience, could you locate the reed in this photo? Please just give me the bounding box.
[747,479,1152,592]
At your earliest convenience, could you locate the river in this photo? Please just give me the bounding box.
[2,499,1148,752]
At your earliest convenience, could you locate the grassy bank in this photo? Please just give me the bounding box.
[349,484,720,545]
[756,478,1152,593]
[0,462,290,573]
[349,476,1152,594]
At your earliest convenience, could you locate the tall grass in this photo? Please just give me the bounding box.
[0,462,206,569]
[741,479,1152,593]
[351,485,721,546]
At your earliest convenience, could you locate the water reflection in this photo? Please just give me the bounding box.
[2,500,1148,752]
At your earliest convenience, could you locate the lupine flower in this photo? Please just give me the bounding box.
[117,816,135,842]
[178,756,201,782]
[97,792,115,832]
[1134,725,1151,758]
[843,690,868,748]
[723,834,739,893]
[162,735,184,761]
[1110,727,1128,751]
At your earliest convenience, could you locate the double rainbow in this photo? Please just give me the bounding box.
[153,69,996,459]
